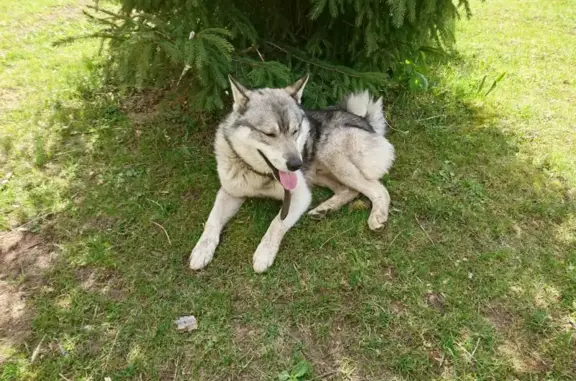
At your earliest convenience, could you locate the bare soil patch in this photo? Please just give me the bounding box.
[0,230,56,362]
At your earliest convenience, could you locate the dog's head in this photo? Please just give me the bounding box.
[223,75,310,180]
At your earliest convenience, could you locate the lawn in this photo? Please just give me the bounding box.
[1,0,575,380]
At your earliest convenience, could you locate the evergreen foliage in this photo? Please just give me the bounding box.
[78,0,474,110]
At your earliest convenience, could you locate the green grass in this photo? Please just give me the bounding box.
[1,0,575,380]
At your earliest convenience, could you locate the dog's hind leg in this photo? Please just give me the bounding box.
[326,162,390,231]
[189,188,245,270]
[308,176,359,219]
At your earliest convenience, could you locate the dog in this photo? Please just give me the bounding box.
[189,75,395,273]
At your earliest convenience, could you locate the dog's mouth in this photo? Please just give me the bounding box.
[257,150,298,190]
[257,150,295,220]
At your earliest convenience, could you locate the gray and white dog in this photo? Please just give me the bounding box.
[189,75,395,272]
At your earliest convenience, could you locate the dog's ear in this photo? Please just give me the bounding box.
[228,75,249,111]
[285,74,309,104]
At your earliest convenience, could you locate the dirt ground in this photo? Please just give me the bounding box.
[0,230,56,363]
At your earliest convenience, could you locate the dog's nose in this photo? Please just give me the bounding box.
[286,157,303,171]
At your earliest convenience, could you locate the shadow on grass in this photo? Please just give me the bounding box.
[2,70,575,380]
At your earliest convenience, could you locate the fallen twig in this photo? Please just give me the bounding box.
[151,221,172,245]
[386,231,403,251]
[103,327,122,370]
[30,334,46,363]
[456,340,479,363]
[319,227,354,249]
[471,338,481,358]
[386,121,409,134]
[415,215,434,244]
[255,47,265,61]
[0,214,51,239]
[173,355,181,381]
[235,355,255,377]
[311,370,339,380]
[416,115,444,122]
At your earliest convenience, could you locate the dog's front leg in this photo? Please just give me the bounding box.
[190,188,245,270]
[252,180,311,273]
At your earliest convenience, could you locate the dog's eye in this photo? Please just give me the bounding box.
[292,129,298,136]
[263,132,276,138]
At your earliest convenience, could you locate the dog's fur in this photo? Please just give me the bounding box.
[190,75,395,272]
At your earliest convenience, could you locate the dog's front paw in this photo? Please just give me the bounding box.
[368,207,388,230]
[252,245,278,273]
[189,239,217,270]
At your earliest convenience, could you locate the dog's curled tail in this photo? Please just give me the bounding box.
[341,91,387,135]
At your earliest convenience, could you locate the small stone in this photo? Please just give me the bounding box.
[175,315,198,332]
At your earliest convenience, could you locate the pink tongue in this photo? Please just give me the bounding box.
[278,171,298,190]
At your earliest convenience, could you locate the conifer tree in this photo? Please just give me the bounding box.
[78,0,474,110]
